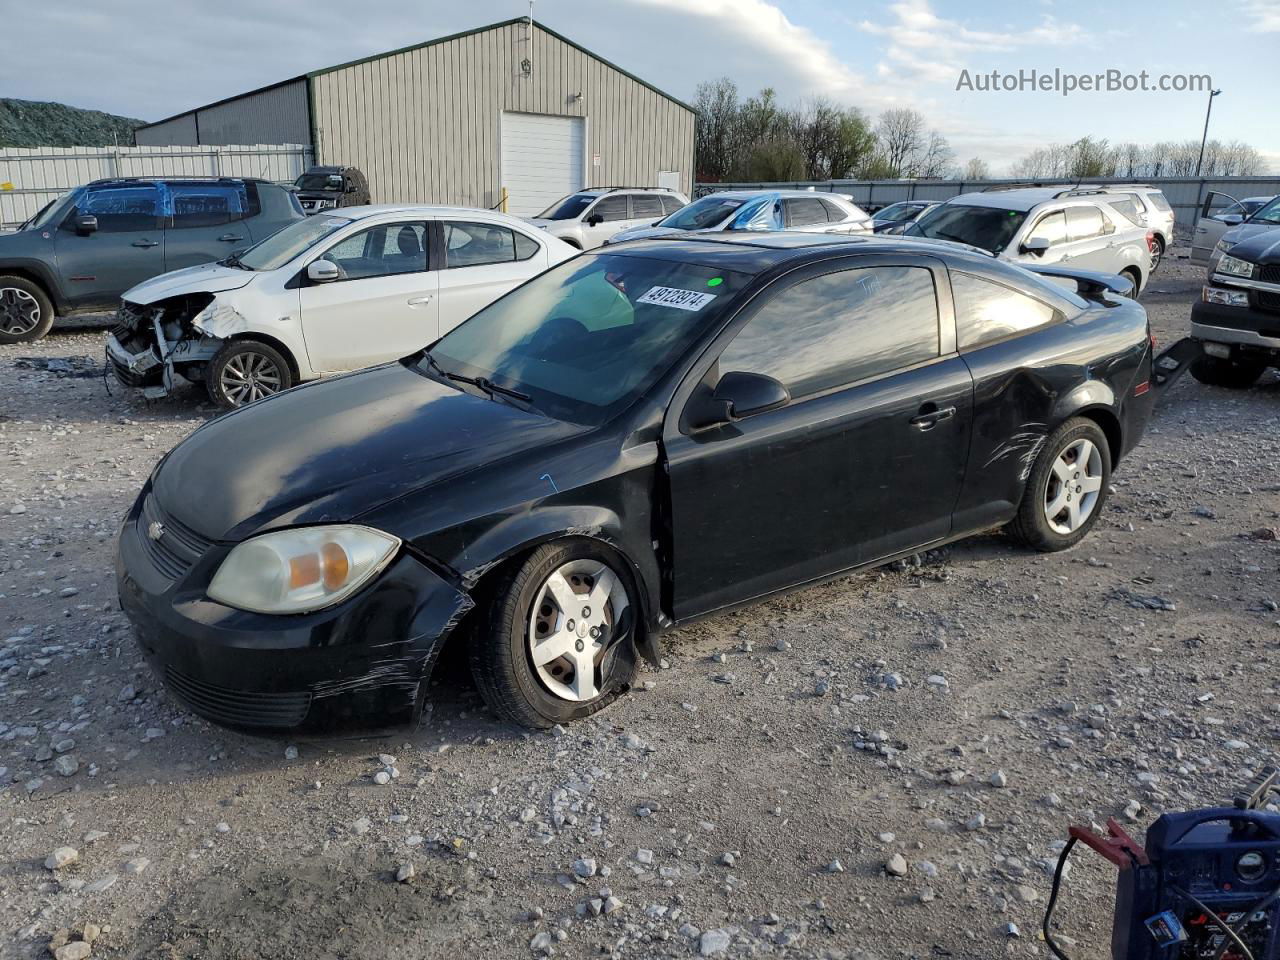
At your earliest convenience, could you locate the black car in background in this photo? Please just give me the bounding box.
[0,177,304,343]
[871,200,938,234]
[116,233,1155,735]
[292,165,371,214]
[1191,219,1280,388]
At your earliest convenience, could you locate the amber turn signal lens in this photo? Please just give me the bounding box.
[289,553,321,589]
[321,542,350,590]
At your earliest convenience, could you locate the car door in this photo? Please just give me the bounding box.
[1191,192,1241,265]
[1014,209,1070,266]
[579,195,631,248]
[298,220,439,373]
[435,220,546,335]
[162,181,256,271]
[51,183,165,309]
[1062,205,1117,272]
[663,256,973,620]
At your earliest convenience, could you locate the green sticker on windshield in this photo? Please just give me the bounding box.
[707,277,723,287]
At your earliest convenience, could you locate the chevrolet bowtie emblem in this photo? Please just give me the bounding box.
[147,521,165,541]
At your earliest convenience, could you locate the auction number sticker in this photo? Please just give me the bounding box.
[637,286,718,312]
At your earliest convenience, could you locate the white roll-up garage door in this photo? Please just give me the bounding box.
[501,112,586,217]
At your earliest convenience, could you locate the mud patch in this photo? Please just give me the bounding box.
[13,355,104,378]
[130,851,498,959]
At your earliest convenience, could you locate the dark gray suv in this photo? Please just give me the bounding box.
[0,177,304,343]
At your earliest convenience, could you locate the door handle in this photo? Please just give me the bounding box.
[407,295,433,306]
[910,404,956,430]
[218,234,243,242]
[132,239,159,248]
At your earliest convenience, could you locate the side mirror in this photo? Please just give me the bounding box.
[1021,236,1051,256]
[586,213,604,226]
[690,371,791,428]
[1219,213,1243,225]
[307,259,340,283]
[74,215,98,236]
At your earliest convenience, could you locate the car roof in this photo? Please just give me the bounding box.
[603,231,995,274]
[696,190,852,202]
[330,203,524,220]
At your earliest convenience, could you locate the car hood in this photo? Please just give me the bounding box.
[1223,223,1280,263]
[124,261,257,305]
[152,361,588,542]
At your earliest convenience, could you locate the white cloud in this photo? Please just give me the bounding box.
[1240,0,1280,30]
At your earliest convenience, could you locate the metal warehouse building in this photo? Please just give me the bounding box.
[134,18,695,216]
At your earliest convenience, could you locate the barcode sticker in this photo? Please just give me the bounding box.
[637,286,718,312]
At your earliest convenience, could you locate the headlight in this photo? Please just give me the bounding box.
[1214,238,1235,254]
[208,525,401,614]
[1216,254,1255,279]
[1202,285,1250,307]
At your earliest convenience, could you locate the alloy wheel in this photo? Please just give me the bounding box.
[1043,438,1103,535]
[527,559,627,702]
[0,287,40,337]
[220,351,284,405]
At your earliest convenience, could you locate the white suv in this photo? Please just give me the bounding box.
[1099,184,1175,270]
[106,205,577,407]
[908,187,1152,295]
[527,187,689,250]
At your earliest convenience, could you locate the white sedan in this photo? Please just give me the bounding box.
[106,205,577,407]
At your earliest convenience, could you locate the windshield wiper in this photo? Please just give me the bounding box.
[221,253,252,271]
[421,352,532,403]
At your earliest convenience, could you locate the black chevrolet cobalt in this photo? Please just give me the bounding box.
[117,233,1154,735]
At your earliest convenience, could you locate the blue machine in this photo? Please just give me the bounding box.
[1045,768,1280,959]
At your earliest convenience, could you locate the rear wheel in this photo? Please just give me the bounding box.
[1121,267,1143,299]
[1008,418,1111,552]
[470,541,637,728]
[205,340,293,408]
[1149,235,1165,271]
[0,276,55,344]
[1189,354,1265,389]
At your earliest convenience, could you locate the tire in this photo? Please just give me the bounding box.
[1189,354,1265,390]
[470,540,638,729]
[205,340,294,409]
[1121,268,1143,299]
[1149,236,1165,272]
[1007,417,1112,553]
[0,275,55,344]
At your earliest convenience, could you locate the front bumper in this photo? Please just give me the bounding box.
[116,488,471,736]
[1190,299,1280,356]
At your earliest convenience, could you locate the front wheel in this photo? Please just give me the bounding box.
[470,541,638,728]
[1007,418,1111,552]
[0,276,55,344]
[1189,354,1265,389]
[205,340,294,408]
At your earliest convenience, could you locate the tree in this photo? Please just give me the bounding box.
[875,108,926,177]
[693,77,741,182]
[962,157,991,180]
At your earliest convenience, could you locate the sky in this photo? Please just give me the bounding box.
[4,0,1278,175]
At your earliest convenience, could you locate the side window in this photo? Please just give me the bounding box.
[322,222,428,280]
[167,182,251,229]
[1066,205,1105,242]
[952,272,1060,350]
[513,230,540,261]
[1148,193,1172,213]
[717,266,939,398]
[660,195,684,215]
[1106,198,1142,226]
[444,221,519,267]
[819,199,848,222]
[784,198,828,227]
[631,195,663,219]
[62,184,161,233]
[590,196,630,222]
[1029,211,1068,247]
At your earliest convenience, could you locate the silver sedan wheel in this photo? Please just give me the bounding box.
[528,559,628,702]
[0,287,41,337]
[220,351,284,406]
[1044,438,1103,534]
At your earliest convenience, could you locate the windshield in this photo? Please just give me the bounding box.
[873,202,911,222]
[295,173,343,191]
[236,216,352,271]
[425,253,751,425]
[657,195,745,231]
[536,194,596,220]
[908,203,1028,254]
[1247,197,1280,225]
[27,194,70,230]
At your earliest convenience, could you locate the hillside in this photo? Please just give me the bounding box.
[0,98,143,148]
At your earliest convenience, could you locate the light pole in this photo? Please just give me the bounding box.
[1195,88,1222,177]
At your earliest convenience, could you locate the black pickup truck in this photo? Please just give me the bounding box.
[1191,225,1280,388]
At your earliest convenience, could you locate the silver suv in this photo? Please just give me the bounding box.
[526,187,689,250]
[908,187,1153,295]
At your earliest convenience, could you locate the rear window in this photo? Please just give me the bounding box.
[1147,193,1172,213]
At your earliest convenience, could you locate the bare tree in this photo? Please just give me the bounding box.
[875,108,926,178]
[693,78,741,182]
[962,157,991,180]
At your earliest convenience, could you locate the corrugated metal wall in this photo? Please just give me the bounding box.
[135,80,312,147]
[309,21,695,208]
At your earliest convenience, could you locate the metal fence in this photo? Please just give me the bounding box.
[694,176,1280,237]
[0,144,315,229]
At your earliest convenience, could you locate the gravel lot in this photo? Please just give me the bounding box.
[2,250,1278,960]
